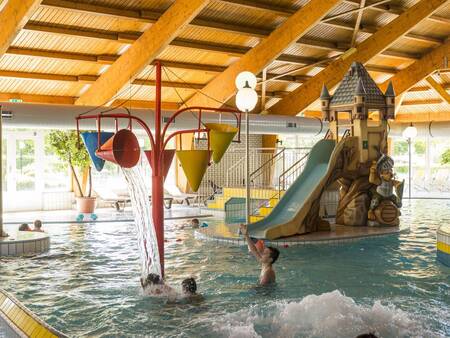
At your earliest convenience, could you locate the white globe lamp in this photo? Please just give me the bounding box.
[402,123,417,139]
[235,71,257,90]
[236,87,258,112]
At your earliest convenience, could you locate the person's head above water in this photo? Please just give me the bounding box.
[181,278,197,295]
[191,219,199,228]
[34,220,42,229]
[19,223,31,231]
[261,246,280,265]
[145,273,162,286]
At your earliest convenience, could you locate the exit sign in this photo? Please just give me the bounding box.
[363,140,368,149]
[9,98,23,103]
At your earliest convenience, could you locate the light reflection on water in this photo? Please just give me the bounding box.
[0,199,449,337]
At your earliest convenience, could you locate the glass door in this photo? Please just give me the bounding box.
[5,131,43,210]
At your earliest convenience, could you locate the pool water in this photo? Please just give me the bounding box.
[1,199,449,337]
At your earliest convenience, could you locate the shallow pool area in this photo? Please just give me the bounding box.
[1,199,449,337]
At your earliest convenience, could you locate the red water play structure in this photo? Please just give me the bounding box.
[76,61,241,276]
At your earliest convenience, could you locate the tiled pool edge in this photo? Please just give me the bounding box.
[437,225,450,267]
[0,289,67,338]
[195,227,404,248]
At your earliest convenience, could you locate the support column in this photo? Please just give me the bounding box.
[245,110,250,224]
[0,106,4,237]
[152,61,165,277]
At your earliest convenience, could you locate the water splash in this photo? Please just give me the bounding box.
[122,164,161,278]
[212,290,437,338]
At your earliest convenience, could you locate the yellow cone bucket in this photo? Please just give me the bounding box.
[205,123,238,164]
[176,150,211,192]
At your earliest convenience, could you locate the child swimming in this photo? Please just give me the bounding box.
[181,278,197,296]
[18,223,31,231]
[33,220,44,232]
[178,218,200,230]
[239,224,280,285]
[140,273,175,297]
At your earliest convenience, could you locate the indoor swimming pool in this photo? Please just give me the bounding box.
[1,199,449,337]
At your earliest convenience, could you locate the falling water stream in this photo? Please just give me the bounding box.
[121,163,161,278]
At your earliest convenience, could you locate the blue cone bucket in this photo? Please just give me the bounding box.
[81,132,115,172]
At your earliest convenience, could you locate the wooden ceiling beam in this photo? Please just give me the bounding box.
[379,40,450,95]
[183,0,343,108]
[395,111,450,122]
[0,92,75,104]
[0,69,289,98]
[39,0,439,58]
[344,0,450,25]
[402,98,443,105]
[22,23,411,72]
[425,76,450,104]
[219,0,450,26]
[0,0,42,56]
[269,0,448,116]
[75,0,210,106]
[22,21,419,62]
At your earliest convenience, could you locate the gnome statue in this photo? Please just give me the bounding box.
[368,154,404,226]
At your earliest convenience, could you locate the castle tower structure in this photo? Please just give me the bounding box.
[320,84,331,121]
[322,62,393,163]
[384,81,396,119]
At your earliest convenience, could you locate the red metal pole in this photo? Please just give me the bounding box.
[152,60,165,277]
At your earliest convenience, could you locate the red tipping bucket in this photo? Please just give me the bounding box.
[144,149,175,181]
[96,129,140,168]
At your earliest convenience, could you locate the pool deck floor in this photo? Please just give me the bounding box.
[196,223,403,247]
[3,205,212,225]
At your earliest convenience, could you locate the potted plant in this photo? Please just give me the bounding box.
[46,130,96,213]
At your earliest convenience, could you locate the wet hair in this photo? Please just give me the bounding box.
[356,334,378,338]
[181,278,197,294]
[191,219,199,225]
[267,247,280,264]
[34,220,42,229]
[19,223,30,231]
[145,273,162,286]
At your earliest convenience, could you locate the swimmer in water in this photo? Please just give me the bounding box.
[140,273,175,297]
[33,220,44,232]
[239,224,279,285]
[178,218,200,230]
[18,223,31,231]
[181,278,197,296]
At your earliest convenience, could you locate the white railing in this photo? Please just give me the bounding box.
[198,147,312,207]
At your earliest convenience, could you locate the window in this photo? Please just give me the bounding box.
[15,139,35,191]
[2,137,6,192]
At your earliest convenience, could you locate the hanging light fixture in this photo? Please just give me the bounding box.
[235,71,257,91]
[402,122,417,139]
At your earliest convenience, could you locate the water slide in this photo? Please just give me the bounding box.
[248,138,347,240]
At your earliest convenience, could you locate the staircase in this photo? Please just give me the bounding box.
[206,146,312,223]
[248,151,309,222]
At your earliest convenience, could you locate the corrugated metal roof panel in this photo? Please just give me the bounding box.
[157,45,237,67]
[0,54,102,76]
[12,30,124,55]
[31,6,149,32]
[0,78,84,96]
[179,25,260,48]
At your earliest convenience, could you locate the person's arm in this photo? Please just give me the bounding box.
[239,224,262,262]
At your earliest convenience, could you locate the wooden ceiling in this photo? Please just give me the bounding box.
[0,0,449,121]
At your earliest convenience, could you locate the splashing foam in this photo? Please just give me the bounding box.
[215,290,434,338]
[122,164,161,278]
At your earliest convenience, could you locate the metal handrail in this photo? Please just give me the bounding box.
[249,149,285,187]
[278,152,309,192]
[225,156,246,187]
[250,148,284,178]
